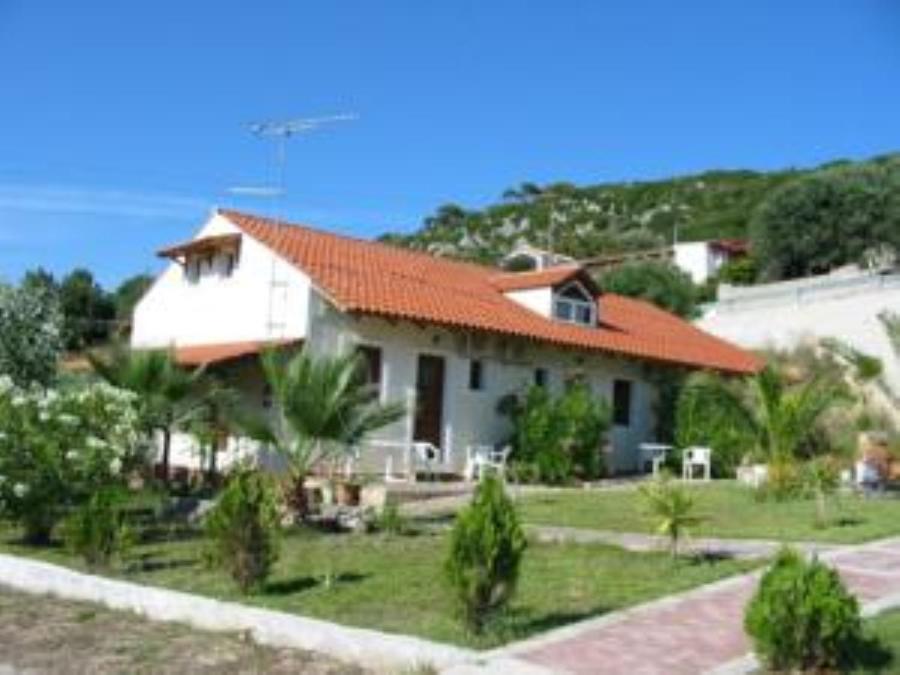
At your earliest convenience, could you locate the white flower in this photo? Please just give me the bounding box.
[86,436,107,450]
[109,458,122,476]
[11,395,27,407]
[12,483,28,498]
[58,413,79,427]
[65,450,79,461]
[39,411,50,422]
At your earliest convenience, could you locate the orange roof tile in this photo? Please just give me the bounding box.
[489,265,599,293]
[217,209,760,374]
[174,339,299,367]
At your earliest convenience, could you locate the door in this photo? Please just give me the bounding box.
[413,354,445,448]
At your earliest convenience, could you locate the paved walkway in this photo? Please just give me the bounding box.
[527,523,845,560]
[483,536,900,675]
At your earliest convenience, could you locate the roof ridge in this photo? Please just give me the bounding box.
[218,208,498,275]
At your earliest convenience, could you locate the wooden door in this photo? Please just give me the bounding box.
[413,354,445,448]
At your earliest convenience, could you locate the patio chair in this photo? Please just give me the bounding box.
[682,446,712,482]
[465,444,511,481]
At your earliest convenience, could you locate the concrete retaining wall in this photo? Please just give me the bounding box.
[0,553,473,672]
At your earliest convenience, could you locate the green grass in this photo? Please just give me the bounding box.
[849,610,900,673]
[0,519,757,648]
[517,483,900,544]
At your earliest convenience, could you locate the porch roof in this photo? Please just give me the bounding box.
[173,339,299,367]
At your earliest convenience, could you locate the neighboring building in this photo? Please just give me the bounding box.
[672,239,748,284]
[132,209,758,477]
[581,239,749,285]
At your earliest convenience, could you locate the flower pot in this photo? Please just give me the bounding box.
[335,481,361,507]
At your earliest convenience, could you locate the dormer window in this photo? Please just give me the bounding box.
[553,282,596,326]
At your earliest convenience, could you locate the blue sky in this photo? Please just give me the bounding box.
[1,1,899,288]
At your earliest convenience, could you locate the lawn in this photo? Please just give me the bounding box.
[0,517,757,648]
[850,609,900,674]
[516,482,900,544]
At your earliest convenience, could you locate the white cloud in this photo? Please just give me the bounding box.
[0,184,208,220]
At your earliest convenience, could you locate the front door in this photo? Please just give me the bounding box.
[413,354,445,448]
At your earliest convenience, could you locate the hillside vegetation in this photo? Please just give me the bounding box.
[380,153,899,267]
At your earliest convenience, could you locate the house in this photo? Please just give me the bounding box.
[131,209,759,477]
[581,239,749,285]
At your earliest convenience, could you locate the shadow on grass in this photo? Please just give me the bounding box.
[843,634,894,673]
[263,571,370,596]
[127,552,199,574]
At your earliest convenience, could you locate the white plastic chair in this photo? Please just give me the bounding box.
[682,446,712,482]
[465,444,511,481]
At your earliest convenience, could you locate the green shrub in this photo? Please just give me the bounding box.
[205,468,282,593]
[500,385,610,484]
[377,502,411,536]
[62,487,132,569]
[745,548,861,672]
[445,475,527,634]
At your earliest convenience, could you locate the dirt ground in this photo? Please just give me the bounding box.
[0,586,368,675]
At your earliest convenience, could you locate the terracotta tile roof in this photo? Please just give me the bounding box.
[490,266,598,292]
[218,209,760,374]
[174,339,299,366]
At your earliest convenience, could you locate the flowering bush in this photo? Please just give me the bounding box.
[0,375,142,543]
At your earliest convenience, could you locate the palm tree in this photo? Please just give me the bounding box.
[243,348,405,508]
[683,366,848,465]
[88,345,207,483]
[638,475,703,558]
[187,379,241,486]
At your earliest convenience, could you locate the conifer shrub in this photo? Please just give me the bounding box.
[62,487,132,569]
[445,475,527,633]
[205,468,281,593]
[745,548,861,672]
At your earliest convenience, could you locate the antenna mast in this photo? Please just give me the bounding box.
[239,113,356,339]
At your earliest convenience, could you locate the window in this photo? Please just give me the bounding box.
[553,282,595,326]
[185,256,200,283]
[613,379,632,427]
[355,345,382,389]
[222,252,236,277]
[468,359,484,391]
[534,368,548,388]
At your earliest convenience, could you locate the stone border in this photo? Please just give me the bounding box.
[0,553,474,673]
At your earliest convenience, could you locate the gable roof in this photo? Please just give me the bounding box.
[218,209,760,374]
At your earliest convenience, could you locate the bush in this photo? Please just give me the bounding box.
[205,468,281,593]
[62,487,132,569]
[501,385,610,484]
[0,378,141,544]
[599,260,701,318]
[638,474,703,557]
[0,282,63,388]
[445,475,527,633]
[745,548,861,672]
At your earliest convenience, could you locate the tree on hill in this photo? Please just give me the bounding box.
[599,261,700,318]
[59,269,116,350]
[750,159,900,280]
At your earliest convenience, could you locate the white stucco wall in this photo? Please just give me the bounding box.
[303,290,657,475]
[505,287,553,317]
[699,274,900,396]
[131,212,311,348]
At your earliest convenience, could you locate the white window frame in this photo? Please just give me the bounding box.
[553,281,596,326]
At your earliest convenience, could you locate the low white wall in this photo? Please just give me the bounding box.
[0,553,473,672]
[700,273,900,396]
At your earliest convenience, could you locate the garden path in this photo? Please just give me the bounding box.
[471,536,900,675]
[526,523,845,560]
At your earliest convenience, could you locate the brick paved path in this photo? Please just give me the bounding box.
[495,537,900,675]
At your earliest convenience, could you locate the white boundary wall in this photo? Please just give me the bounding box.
[0,553,473,672]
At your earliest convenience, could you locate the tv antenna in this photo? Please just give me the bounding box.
[231,113,356,339]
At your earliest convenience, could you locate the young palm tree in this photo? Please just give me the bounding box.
[243,348,405,503]
[88,345,207,483]
[638,475,703,558]
[187,379,241,486]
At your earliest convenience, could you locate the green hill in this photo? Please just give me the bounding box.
[380,154,895,265]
